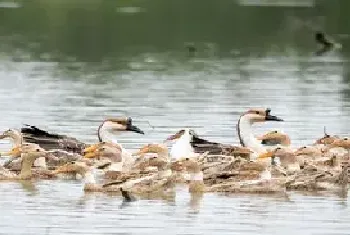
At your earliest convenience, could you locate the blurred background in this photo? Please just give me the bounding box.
[0,1,350,235]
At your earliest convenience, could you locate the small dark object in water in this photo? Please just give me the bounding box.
[186,44,196,57]
[315,31,334,56]
[120,188,136,202]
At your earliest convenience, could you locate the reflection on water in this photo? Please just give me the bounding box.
[0,0,350,234]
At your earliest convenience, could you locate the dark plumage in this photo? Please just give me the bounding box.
[190,135,251,158]
[21,124,87,154]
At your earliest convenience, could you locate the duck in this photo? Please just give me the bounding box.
[53,154,176,196]
[328,137,350,150]
[257,147,301,173]
[20,117,144,154]
[0,129,23,147]
[0,144,55,180]
[183,108,284,160]
[257,130,291,147]
[175,158,286,194]
[132,143,194,183]
[132,143,169,162]
[83,142,122,160]
[0,129,42,169]
[82,141,154,179]
[313,130,349,161]
[82,142,125,180]
[237,108,284,153]
[165,129,198,161]
[284,158,349,192]
[0,129,80,169]
[165,129,251,161]
[314,130,341,146]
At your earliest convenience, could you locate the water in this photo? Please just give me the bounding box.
[0,0,350,234]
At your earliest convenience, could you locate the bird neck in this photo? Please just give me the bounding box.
[98,122,119,144]
[19,153,37,179]
[238,116,266,154]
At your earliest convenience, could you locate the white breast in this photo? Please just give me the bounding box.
[170,132,195,160]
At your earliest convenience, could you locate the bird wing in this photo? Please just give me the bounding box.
[21,125,86,153]
[191,135,251,157]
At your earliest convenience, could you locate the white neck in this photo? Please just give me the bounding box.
[170,131,194,160]
[99,126,119,144]
[84,168,96,184]
[238,116,266,153]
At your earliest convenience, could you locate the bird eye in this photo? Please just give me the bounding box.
[185,157,189,161]
[274,130,278,133]
[255,111,259,115]
[36,149,40,152]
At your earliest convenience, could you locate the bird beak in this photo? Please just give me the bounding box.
[126,124,145,135]
[265,109,283,122]
[257,151,274,160]
[84,152,97,158]
[265,114,284,122]
[83,144,99,158]
[6,147,22,157]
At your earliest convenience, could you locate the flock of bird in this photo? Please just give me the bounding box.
[0,108,349,201]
